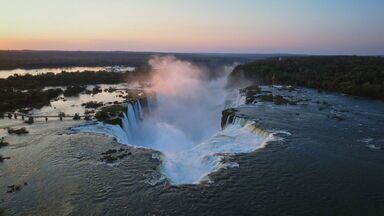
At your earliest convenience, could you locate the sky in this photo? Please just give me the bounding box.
[0,0,383,55]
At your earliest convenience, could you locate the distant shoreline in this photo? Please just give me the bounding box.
[0,50,290,70]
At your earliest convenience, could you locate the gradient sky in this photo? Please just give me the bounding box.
[0,0,383,54]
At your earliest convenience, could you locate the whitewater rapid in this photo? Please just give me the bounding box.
[73,56,276,185]
[74,94,275,185]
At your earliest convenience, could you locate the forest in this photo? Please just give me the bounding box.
[0,50,272,70]
[229,56,384,100]
[0,71,146,112]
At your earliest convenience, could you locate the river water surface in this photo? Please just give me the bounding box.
[1,83,384,215]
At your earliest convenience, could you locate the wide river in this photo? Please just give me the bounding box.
[1,85,384,215]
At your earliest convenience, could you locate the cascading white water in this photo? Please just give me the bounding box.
[121,112,133,143]
[137,100,143,120]
[161,118,274,184]
[127,104,137,130]
[146,97,152,114]
[74,56,275,185]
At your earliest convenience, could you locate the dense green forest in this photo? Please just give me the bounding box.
[229,56,384,100]
[0,51,150,70]
[0,88,63,113]
[0,71,148,89]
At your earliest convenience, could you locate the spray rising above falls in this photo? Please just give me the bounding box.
[74,56,274,184]
[145,56,229,144]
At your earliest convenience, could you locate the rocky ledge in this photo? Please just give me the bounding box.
[93,92,150,126]
[240,85,300,105]
[100,148,132,163]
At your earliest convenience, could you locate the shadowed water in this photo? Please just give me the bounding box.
[2,57,384,215]
[1,85,384,215]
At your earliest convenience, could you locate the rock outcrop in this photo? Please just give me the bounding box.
[7,127,29,135]
[221,108,237,129]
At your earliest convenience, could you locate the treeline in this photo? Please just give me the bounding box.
[0,70,150,112]
[0,71,149,89]
[0,50,270,70]
[0,88,63,112]
[0,50,150,70]
[229,56,384,100]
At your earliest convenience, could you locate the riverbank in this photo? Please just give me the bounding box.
[229,56,384,100]
[0,70,150,113]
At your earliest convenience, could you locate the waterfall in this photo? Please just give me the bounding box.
[161,116,275,184]
[72,99,146,145]
[121,112,133,142]
[133,101,142,120]
[137,99,143,119]
[127,103,138,132]
[223,115,271,138]
[224,89,247,110]
[73,96,276,185]
[71,57,281,185]
[225,114,231,126]
[119,99,146,143]
[147,97,152,114]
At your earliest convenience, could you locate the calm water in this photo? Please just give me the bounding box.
[0,66,135,78]
[1,86,384,215]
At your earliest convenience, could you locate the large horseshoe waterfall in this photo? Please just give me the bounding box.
[73,56,278,184]
[75,84,275,184]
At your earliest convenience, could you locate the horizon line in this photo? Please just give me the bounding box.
[1,49,383,57]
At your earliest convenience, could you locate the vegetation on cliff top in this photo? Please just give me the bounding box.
[0,88,63,112]
[0,71,141,89]
[0,71,127,112]
[229,56,384,100]
[0,68,152,113]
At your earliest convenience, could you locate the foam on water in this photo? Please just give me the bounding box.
[74,99,275,184]
[74,56,275,185]
[161,120,274,184]
[74,122,131,145]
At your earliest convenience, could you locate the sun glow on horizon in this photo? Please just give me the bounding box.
[1,0,383,54]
